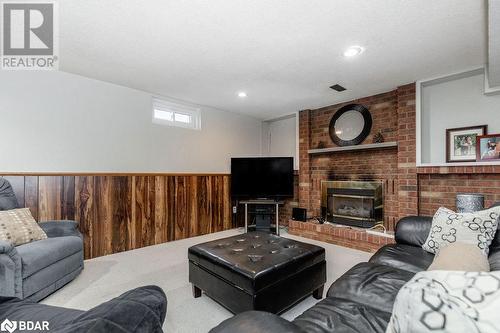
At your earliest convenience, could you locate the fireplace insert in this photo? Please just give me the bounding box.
[321,180,383,228]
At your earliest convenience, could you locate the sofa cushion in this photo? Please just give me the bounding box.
[0,179,19,211]
[428,242,490,271]
[0,296,82,328]
[68,286,167,333]
[369,244,434,273]
[208,311,304,333]
[489,250,500,271]
[16,236,83,278]
[326,262,414,314]
[23,252,83,298]
[293,297,392,333]
[394,216,432,247]
[0,286,167,333]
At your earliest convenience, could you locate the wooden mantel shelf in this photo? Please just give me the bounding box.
[308,142,398,155]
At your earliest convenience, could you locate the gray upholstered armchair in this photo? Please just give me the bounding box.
[0,178,84,301]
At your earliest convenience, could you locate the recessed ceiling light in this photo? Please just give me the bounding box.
[237,92,247,98]
[343,46,364,57]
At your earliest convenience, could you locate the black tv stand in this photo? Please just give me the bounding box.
[240,199,284,235]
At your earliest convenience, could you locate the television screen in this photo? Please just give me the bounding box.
[231,157,294,199]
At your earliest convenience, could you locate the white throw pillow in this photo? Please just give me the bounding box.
[386,271,500,333]
[422,206,499,255]
[427,242,490,272]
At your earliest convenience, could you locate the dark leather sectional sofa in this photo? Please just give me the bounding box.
[210,214,500,333]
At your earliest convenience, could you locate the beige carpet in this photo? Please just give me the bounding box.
[42,228,370,332]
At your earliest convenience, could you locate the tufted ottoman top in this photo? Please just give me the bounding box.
[188,231,325,293]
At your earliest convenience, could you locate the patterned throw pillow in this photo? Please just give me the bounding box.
[0,208,47,246]
[422,206,499,255]
[386,270,500,333]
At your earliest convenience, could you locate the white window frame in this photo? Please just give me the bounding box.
[152,97,201,130]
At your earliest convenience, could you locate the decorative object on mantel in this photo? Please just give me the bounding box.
[329,104,372,146]
[372,131,384,143]
[476,134,500,162]
[456,193,484,213]
[446,125,487,163]
[316,141,327,149]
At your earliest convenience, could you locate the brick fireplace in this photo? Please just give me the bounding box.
[298,87,402,231]
[288,83,500,252]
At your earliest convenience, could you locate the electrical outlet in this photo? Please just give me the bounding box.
[232,206,237,214]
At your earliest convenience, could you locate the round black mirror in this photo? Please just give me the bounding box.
[329,104,372,146]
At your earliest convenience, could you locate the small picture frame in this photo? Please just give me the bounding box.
[446,125,487,163]
[476,134,500,162]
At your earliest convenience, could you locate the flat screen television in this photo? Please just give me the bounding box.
[231,157,294,199]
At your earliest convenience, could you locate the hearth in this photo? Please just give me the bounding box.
[321,180,383,228]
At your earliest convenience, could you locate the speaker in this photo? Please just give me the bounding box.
[255,205,273,231]
[292,208,307,222]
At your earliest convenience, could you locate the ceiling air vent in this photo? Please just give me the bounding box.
[330,84,346,92]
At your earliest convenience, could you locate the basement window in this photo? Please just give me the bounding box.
[152,97,201,130]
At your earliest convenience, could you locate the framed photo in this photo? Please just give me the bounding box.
[477,134,500,162]
[446,125,487,163]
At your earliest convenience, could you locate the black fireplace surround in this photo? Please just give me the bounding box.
[323,180,383,228]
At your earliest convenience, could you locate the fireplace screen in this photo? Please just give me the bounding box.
[322,181,383,228]
[329,196,372,218]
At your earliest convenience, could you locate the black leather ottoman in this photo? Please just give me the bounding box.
[188,231,326,314]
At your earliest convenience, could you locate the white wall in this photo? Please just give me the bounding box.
[261,115,297,169]
[421,71,500,164]
[0,71,262,173]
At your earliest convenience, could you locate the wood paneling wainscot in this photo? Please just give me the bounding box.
[0,174,233,259]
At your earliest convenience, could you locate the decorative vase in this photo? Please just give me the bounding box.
[373,132,384,143]
[456,193,485,213]
[317,141,326,149]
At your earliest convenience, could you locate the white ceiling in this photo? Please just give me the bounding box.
[60,0,486,119]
